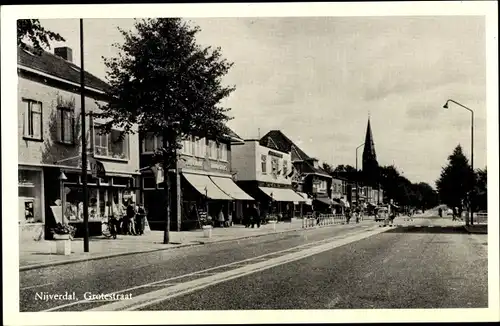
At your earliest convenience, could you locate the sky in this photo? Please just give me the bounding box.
[37,16,487,186]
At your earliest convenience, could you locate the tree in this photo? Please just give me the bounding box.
[436,145,474,222]
[332,164,360,182]
[473,167,487,212]
[95,18,235,244]
[17,19,65,54]
[321,162,334,174]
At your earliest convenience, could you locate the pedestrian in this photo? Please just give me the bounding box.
[345,208,351,224]
[108,200,118,239]
[438,207,443,218]
[126,200,137,235]
[251,203,261,228]
[218,208,225,228]
[135,204,146,235]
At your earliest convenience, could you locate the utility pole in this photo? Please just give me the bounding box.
[80,18,89,252]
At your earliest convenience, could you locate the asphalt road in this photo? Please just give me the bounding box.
[19,221,377,312]
[142,221,488,310]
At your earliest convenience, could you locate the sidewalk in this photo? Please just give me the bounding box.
[20,218,374,271]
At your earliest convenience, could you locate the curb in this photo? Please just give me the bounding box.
[20,221,365,271]
[463,225,488,234]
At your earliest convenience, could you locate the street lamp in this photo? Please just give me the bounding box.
[59,171,68,224]
[443,99,474,225]
[355,143,365,207]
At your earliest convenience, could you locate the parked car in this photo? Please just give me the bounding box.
[446,209,453,216]
[374,206,389,222]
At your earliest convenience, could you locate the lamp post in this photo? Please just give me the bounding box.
[443,99,474,225]
[79,18,89,252]
[59,171,68,224]
[355,143,365,207]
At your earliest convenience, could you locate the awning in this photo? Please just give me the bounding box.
[340,198,350,208]
[295,192,312,205]
[259,187,306,202]
[182,173,232,200]
[331,198,343,207]
[314,197,331,206]
[209,176,254,201]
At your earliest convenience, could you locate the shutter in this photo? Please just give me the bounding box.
[56,108,62,142]
[71,112,75,144]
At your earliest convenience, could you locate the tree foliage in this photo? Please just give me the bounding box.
[17,19,65,54]
[321,162,334,174]
[94,18,235,168]
[435,145,475,214]
[473,167,487,211]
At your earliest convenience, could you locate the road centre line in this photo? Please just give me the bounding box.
[42,226,378,312]
[90,227,390,311]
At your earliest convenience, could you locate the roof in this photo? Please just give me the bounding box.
[17,46,110,93]
[227,128,242,140]
[261,130,310,161]
[262,130,331,177]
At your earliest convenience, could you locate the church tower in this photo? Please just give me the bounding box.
[362,117,379,185]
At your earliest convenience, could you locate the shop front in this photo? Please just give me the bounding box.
[18,166,45,241]
[44,161,139,239]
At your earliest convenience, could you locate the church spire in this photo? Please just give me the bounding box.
[363,117,377,161]
[362,116,379,185]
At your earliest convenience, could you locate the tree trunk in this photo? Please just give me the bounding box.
[162,130,171,244]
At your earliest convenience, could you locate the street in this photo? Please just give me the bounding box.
[19,216,488,312]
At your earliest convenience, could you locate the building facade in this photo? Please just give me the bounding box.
[260,130,334,213]
[231,140,305,221]
[139,131,254,230]
[18,46,140,241]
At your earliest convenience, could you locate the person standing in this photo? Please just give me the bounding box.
[218,207,225,228]
[251,203,261,228]
[135,204,146,235]
[126,200,137,235]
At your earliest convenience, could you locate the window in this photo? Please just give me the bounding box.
[23,99,43,140]
[94,124,129,160]
[217,143,228,161]
[18,169,43,224]
[57,107,75,144]
[143,133,163,153]
[194,137,206,158]
[142,177,156,190]
[271,158,279,176]
[182,136,194,156]
[261,154,267,174]
[283,160,288,176]
[208,140,218,159]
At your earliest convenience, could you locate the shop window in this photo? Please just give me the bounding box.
[261,154,267,174]
[18,169,43,223]
[112,177,130,187]
[57,106,75,144]
[22,99,43,140]
[94,124,129,160]
[63,187,126,222]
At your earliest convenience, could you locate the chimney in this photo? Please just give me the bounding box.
[54,47,73,62]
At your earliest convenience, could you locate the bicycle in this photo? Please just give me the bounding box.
[101,220,117,239]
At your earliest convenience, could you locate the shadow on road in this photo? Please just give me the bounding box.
[385,225,470,234]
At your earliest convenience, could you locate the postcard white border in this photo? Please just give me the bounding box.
[2,1,499,325]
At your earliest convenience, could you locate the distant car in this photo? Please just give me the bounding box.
[374,207,389,222]
[446,209,453,216]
